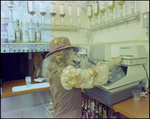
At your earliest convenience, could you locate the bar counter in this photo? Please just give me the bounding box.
[1,79,149,118]
[1,79,50,98]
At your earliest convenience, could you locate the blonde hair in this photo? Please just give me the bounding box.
[42,48,72,84]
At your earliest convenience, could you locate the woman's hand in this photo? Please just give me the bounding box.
[106,56,123,70]
[113,56,123,65]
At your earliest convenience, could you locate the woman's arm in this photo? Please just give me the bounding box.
[61,56,122,90]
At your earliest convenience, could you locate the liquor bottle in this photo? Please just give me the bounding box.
[93,1,99,26]
[7,22,15,43]
[99,1,106,16]
[84,100,88,112]
[118,1,124,18]
[40,2,46,27]
[103,105,109,118]
[84,100,88,118]
[87,5,93,21]
[35,21,41,43]
[49,98,54,111]
[108,1,115,21]
[130,1,135,14]
[108,1,115,13]
[7,1,13,20]
[59,3,65,27]
[99,1,106,24]
[50,2,57,26]
[22,19,29,43]
[1,22,8,43]
[91,99,95,118]
[77,5,82,27]
[94,100,99,118]
[87,100,92,118]
[98,103,103,118]
[93,1,99,19]
[82,98,85,116]
[15,19,22,43]
[68,4,73,27]
[27,1,36,25]
[28,18,35,43]
[111,111,120,118]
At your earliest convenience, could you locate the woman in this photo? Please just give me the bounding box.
[42,37,122,118]
[33,52,44,78]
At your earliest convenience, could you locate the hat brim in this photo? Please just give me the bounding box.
[45,46,78,58]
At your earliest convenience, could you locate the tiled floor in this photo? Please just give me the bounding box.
[1,104,52,118]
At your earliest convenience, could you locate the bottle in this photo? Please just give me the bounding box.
[40,2,46,27]
[84,100,88,112]
[103,105,109,118]
[108,1,115,21]
[93,1,99,19]
[118,1,124,18]
[27,1,36,25]
[93,1,99,26]
[50,2,57,26]
[22,19,29,43]
[8,22,15,43]
[91,99,95,118]
[49,98,54,111]
[87,100,92,118]
[98,103,103,118]
[77,5,81,27]
[7,1,13,8]
[108,1,115,12]
[130,1,135,14]
[35,21,41,43]
[28,18,35,43]
[27,1,36,16]
[82,98,85,116]
[94,100,99,118]
[59,3,65,27]
[68,4,73,27]
[87,5,93,21]
[118,1,124,9]
[111,111,120,118]
[1,22,8,43]
[15,19,22,43]
[99,1,106,17]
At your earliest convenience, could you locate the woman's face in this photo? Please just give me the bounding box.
[67,49,75,65]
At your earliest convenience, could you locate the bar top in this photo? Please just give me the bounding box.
[1,79,149,118]
[1,79,50,98]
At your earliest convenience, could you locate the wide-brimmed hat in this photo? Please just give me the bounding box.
[45,37,78,57]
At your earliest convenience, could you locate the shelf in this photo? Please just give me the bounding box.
[1,20,83,31]
[40,26,83,31]
[91,12,140,31]
[1,43,50,53]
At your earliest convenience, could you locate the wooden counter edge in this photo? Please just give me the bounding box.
[1,87,50,98]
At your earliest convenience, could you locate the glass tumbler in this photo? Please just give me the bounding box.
[25,76,31,87]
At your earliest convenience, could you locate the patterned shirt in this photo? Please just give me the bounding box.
[61,64,109,90]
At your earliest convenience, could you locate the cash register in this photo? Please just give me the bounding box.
[84,44,148,106]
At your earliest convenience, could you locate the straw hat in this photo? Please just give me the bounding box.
[45,37,78,57]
